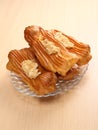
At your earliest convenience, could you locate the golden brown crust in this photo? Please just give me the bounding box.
[6,48,57,95]
[47,29,92,66]
[57,65,79,80]
[24,26,79,76]
[6,25,92,95]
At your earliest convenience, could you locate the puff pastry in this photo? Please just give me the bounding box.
[6,48,57,95]
[24,26,79,76]
[57,65,79,80]
[47,29,92,65]
[6,25,92,95]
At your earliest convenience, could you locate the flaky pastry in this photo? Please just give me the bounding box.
[6,48,57,95]
[24,26,79,76]
[47,29,92,65]
[6,25,92,96]
[57,65,79,80]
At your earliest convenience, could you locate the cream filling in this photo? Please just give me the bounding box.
[41,38,60,54]
[21,60,41,79]
[54,32,74,48]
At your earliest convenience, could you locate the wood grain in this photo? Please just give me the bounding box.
[0,0,98,130]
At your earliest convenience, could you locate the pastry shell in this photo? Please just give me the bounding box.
[6,48,57,95]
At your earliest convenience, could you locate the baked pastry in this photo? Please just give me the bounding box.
[6,48,57,95]
[24,26,79,76]
[57,65,79,80]
[6,25,92,96]
[46,29,92,66]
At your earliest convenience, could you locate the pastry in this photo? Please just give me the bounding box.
[24,26,79,76]
[6,25,92,96]
[57,65,79,80]
[46,29,92,65]
[6,48,57,95]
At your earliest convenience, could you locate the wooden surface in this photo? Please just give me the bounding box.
[0,0,98,130]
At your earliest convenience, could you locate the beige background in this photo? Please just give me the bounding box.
[0,0,98,130]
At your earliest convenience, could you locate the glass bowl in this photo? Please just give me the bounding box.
[10,64,88,98]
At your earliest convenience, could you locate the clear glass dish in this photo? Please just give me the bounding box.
[10,64,88,98]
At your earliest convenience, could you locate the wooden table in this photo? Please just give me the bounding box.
[0,0,98,130]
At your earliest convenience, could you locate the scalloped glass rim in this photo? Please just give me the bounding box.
[10,64,88,98]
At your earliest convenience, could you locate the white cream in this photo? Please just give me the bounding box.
[21,60,41,79]
[55,32,74,48]
[41,38,60,54]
